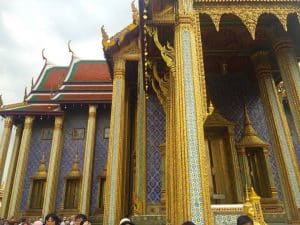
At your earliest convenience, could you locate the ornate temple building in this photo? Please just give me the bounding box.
[0,0,300,225]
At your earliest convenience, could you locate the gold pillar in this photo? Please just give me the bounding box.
[79,104,97,215]
[0,116,13,182]
[159,143,166,205]
[263,147,278,200]
[42,116,64,217]
[252,51,300,223]
[133,60,146,215]
[0,125,22,218]
[8,116,34,218]
[273,37,300,143]
[172,8,212,224]
[103,58,126,225]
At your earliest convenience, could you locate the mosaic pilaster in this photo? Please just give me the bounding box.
[80,104,97,215]
[273,37,300,144]
[0,116,13,182]
[8,116,34,218]
[134,60,147,214]
[43,116,64,217]
[103,58,126,225]
[182,29,205,225]
[252,51,300,223]
[0,125,22,218]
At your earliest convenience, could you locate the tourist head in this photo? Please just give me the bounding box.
[119,218,135,225]
[182,221,196,225]
[74,214,87,225]
[45,213,61,225]
[237,215,254,225]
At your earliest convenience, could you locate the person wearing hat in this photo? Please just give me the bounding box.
[119,218,135,225]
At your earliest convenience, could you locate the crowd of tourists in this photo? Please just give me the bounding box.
[0,214,89,225]
[0,214,253,225]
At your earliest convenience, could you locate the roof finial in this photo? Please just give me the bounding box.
[68,40,78,58]
[131,0,139,24]
[23,87,27,102]
[0,95,3,108]
[42,48,48,64]
[101,25,109,42]
[31,77,34,90]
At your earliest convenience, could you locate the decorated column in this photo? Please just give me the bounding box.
[0,125,22,218]
[42,116,64,217]
[79,104,97,215]
[273,37,300,143]
[252,51,300,223]
[8,116,34,218]
[172,2,212,223]
[0,116,13,182]
[103,58,126,225]
[133,60,146,215]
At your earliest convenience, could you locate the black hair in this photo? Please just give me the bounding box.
[182,222,196,225]
[45,213,61,225]
[75,215,87,222]
[237,215,254,225]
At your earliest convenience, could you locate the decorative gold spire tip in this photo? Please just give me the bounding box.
[131,0,139,25]
[101,25,109,42]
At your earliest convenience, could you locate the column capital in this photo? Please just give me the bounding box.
[4,116,13,129]
[251,51,272,80]
[24,116,34,129]
[113,58,126,79]
[54,116,64,129]
[88,104,98,117]
[273,37,295,54]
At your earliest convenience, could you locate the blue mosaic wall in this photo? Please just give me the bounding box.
[90,105,110,211]
[20,119,53,211]
[284,103,300,164]
[56,108,88,209]
[206,74,282,198]
[146,93,165,203]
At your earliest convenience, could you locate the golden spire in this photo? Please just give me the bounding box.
[131,0,139,24]
[208,100,215,115]
[237,106,269,147]
[68,147,80,177]
[244,106,257,136]
[34,151,47,178]
[101,25,109,43]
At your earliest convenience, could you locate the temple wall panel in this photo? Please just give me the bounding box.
[90,105,110,211]
[146,93,165,203]
[283,102,300,164]
[206,74,283,199]
[20,119,53,211]
[56,109,88,210]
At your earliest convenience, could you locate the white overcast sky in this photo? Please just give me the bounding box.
[0,0,133,184]
[0,0,133,105]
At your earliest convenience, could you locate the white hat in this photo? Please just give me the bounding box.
[119,218,131,225]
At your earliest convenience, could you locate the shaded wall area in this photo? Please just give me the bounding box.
[90,105,111,211]
[146,93,165,203]
[206,74,282,198]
